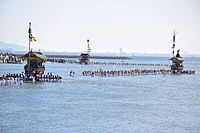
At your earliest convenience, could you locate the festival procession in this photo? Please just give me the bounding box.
[1,1,200,133]
[0,23,196,86]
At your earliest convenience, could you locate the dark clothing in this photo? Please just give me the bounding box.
[176,53,180,58]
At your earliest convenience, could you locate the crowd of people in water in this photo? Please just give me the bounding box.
[82,69,195,77]
[0,69,196,86]
[0,73,24,85]
[0,72,62,86]
[39,72,62,82]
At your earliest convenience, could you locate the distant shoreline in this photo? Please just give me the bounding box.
[45,54,131,60]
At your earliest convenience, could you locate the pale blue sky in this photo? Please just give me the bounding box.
[0,0,200,54]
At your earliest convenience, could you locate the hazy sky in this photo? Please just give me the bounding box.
[0,0,200,54]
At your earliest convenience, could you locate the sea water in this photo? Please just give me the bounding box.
[0,56,200,133]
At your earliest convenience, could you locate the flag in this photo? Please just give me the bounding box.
[31,36,37,41]
[29,34,37,42]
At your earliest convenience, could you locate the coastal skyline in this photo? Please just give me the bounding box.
[0,0,200,54]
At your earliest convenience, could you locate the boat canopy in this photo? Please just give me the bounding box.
[24,52,48,61]
[169,56,184,63]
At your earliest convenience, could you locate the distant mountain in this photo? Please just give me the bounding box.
[0,41,27,52]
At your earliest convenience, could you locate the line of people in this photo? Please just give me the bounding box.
[179,70,195,74]
[82,69,168,77]
[0,73,24,85]
[1,69,195,86]
[82,69,195,77]
[35,72,62,82]
[0,72,62,85]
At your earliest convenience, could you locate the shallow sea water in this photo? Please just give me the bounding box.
[0,57,200,133]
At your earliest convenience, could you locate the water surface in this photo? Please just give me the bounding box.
[0,57,200,133]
